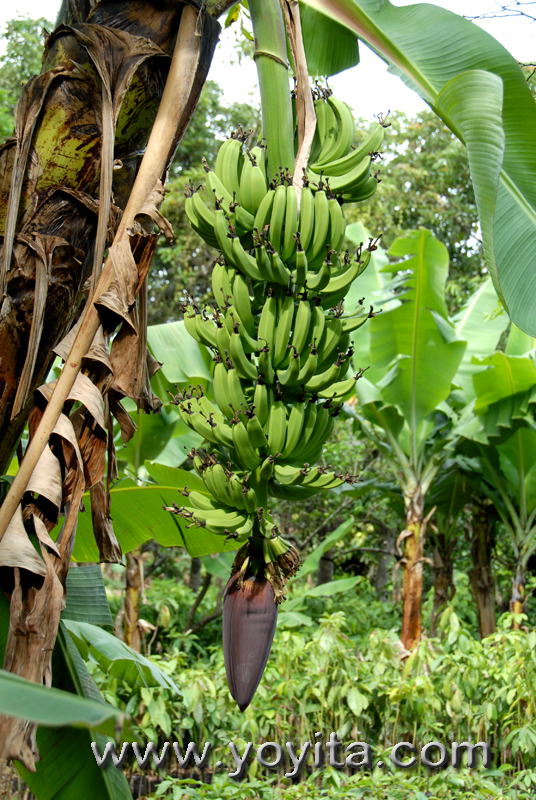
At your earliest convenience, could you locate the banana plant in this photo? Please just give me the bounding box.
[454,329,536,624]
[348,226,467,650]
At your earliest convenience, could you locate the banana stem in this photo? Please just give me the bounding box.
[249,0,295,180]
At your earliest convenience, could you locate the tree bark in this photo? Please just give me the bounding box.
[124,546,142,652]
[468,502,496,638]
[400,485,424,651]
[430,537,454,638]
[189,555,202,592]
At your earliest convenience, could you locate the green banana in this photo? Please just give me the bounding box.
[291,297,312,355]
[215,137,243,193]
[292,248,308,287]
[232,419,263,470]
[308,189,329,263]
[307,256,332,292]
[277,347,301,387]
[231,236,264,282]
[214,209,236,265]
[232,272,257,339]
[226,365,248,412]
[253,381,271,427]
[229,331,258,380]
[246,413,268,450]
[266,399,287,456]
[213,359,234,419]
[273,292,295,367]
[311,122,384,177]
[282,401,306,457]
[317,376,356,399]
[257,292,277,352]
[254,189,275,233]
[328,197,346,253]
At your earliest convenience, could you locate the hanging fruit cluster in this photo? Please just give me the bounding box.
[165,89,385,711]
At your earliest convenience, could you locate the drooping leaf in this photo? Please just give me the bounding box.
[62,564,114,628]
[300,0,536,334]
[472,352,536,414]
[63,619,179,692]
[0,669,125,735]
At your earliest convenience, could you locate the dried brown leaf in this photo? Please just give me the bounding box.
[0,505,46,577]
[90,479,123,564]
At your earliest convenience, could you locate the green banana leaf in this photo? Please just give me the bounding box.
[63,564,114,628]
[428,463,478,540]
[299,3,359,77]
[472,352,536,415]
[63,620,179,692]
[18,625,134,800]
[452,278,509,402]
[505,323,536,357]
[62,465,241,561]
[300,0,536,335]
[369,229,466,429]
[291,517,354,581]
[116,403,203,473]
[497,428,536,519]
[0,669,126,736]
[147,320,212,388]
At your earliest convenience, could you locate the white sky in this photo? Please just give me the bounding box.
[0,0,534,118]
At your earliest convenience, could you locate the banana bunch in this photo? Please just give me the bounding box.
[169,95,382,602]
[302,87,386,204]
[167,94,385,713]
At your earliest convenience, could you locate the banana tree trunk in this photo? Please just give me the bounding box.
[430,536,454,638]
[469,502,496,638]
[124,547,142,651]
[400,484,424,651]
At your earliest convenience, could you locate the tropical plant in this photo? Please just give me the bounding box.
[347,225,466,650]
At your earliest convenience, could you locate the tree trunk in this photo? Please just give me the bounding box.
[468,502,496,638]
[317,547,335,585]
[400,485,424,651]
[189,556,202,592]
[124,547,142,652]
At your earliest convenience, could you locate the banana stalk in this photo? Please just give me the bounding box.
[248,0,294,180]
